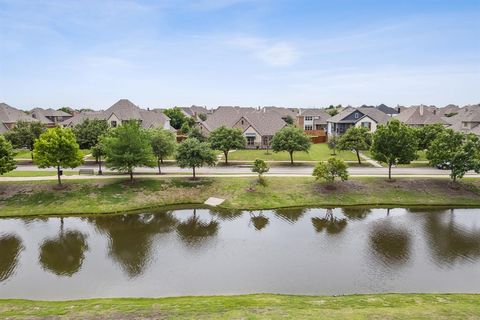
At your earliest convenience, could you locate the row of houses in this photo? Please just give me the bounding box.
[1,100,479,149]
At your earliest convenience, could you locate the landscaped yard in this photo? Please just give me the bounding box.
[1,177,480,217]
[14,149,91,160]
[227,144,358,162]
[1,294,479,319]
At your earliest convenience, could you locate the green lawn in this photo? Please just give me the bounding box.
[14,149,91,160]
[227,144,357,162]
[1,171,78,177]
[1,294,479,319]
[364,150,427,161]
[1,177,480,217]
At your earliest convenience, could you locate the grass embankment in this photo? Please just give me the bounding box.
[1,294,480,319]
[1,177,480,217]
[228,144,357,161]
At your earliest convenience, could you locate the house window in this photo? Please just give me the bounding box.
[247,136,255,146]
[463,122,468,128]
[241,120,244,125]
[305,125,313,130]
[111,121,117,127]
[354,113,359,119]
[262,136,270,146]
[361,122,372,130]
[305,116,313,121]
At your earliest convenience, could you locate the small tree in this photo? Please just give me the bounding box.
[180,122,191,135]
[103,121,155,182]
[427,130,477,182]
[371,120,418,180]
[163,107,188,130]
[313,158,349,183]
[209,126,246,164]
[284,115,294,125]
[337,126,371,164]
[188,127,207,142]
[271,126,311,165]
[73,119,109,149]
[91,139,106,175]
[176,138,217,180]
[0,135,16,175]
[198,113,207,121]
[415,123,445,150]
[149,128,176,174]
[327,135,339,155]
[251,159,269,180]
[33,127,83,186]
[4,121,45,158]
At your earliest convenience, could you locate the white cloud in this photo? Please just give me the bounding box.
[229,36,299,67]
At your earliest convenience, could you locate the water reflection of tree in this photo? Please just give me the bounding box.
[311,209,347,234]
[39,220,89,276]
[274,208,306,224]
[423,211,480,266]
[210,207,243,221]
[249,212,269,231]
[0,234,24,282]
[91,211,178,278]
[176,209,219,247]
[369,223,411,266]
[342,207,371,220]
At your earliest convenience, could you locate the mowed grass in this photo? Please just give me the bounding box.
[1,177,480,217]
[14,149,91,160]
[364,150,428,162]
[228,144,357,161]
[1,171,78,177]
[1,294,480,319]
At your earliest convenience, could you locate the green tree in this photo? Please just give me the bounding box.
[163,107,188,130]
[188,127,207,142]
[198,113,207,121]
[4,121,45,158]
[371,120,418,180]
[175,138,216,180]
[271,126,311,165]
[337,126,371,164]
[57,107,73,115]
[313,157,349,183]
[149,128,176,174]
[327,109,339,116]
[284,115,294,125]
[327,135,339,155]
[0,135,16,175]
[33,127,83,186]
[251,159,269,179]
[180,122,191,135]
[91,138,106,175]
[73,119,109,149]
[209,126,246,164]
[415,123,445,150]
[426,130,477,182]
[103,121,155,182]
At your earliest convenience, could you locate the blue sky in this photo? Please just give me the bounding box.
[1,0,479,109]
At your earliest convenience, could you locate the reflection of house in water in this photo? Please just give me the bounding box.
[423,210,480,267]
[311,209,347,234]
[91,212,177,278]
[369,222,411,266]
[39,221,89,277]
[249,212,269,231]
[176,209,219,247]
[0,234,24,282]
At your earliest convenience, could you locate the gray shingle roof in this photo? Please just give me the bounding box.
[395,105,447,125]
[327,107,389,124]
[61,111,106,126]
[104,99,143,121]
[201,106,256,131]
[242,111,287,136]
[0,103,36,124]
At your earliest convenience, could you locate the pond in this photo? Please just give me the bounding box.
[1,207,480,300]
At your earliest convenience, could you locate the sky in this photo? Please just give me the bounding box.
[0,0,479,110]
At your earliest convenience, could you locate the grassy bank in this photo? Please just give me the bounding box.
[1,294,480,319]
[1,177,480,217]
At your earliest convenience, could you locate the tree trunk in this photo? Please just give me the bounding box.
[98,158,103,175]
[356,149,361,164]
[157,158,162,174]
[192,166,196,180]
[388,163,392,180]
[57,165,62,186]
[160,156,164,164]
[289,151,294,165]
[129,170,133,182]
[224,151,228,165]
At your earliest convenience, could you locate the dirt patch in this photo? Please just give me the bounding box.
[314,180,365,193]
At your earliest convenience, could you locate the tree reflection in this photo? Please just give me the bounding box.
[176,209,219,247]
[0,234,24,282]
[369,223,411,266]
[311,209,347,235]
[39,220,89,276]
[91,211,178,278]
[210,207,243,221]
[249,212,269,231]
[275,208,306,224]
[342,207,371,220]
[423,211,480,266]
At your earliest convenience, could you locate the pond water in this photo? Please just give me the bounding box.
[1,207,480,300]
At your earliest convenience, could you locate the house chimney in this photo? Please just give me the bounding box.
[420,105,424,116]
[433,109,436,115]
